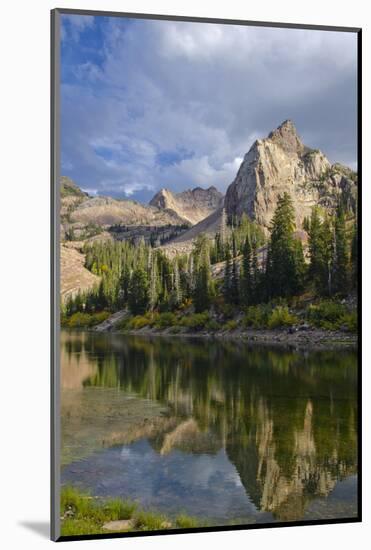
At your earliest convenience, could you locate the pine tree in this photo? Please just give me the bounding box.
[119,264,131,306]
[128,267,149,314]
[332,206,349,295]
[351,219,358,290]
[220,208,227,260]
[230,231,240,304]
[308,208,333,295]
[172,259,182,308]
[308,207,322,286]
[149,252,159,311]
[193,235,212,312]
[214,232,222,263]
[266,192,305,298]
[251,239,260,303]
[223,244,233,302]
[96,281,107,310]
[241,236,252,306]
[193,264,211,312]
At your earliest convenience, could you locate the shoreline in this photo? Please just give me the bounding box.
[100,326,357,350]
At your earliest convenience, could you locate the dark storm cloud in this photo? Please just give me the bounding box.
[61,16,358,201]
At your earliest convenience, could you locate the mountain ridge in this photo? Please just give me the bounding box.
[149,185,224,225]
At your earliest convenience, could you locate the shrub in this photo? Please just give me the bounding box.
[168,325,182,334]
[153,312,177,329]
[205,319,220,331]
[242,305,271,329]
[223,319,239,331]
[63,311,110,329]
[219,302,235,320]
[128,315,152,330]
[339,311,358,333]
[307,300,347,330]
[92,311,111,325]
[179,313,210,330]
[267,306,298,329]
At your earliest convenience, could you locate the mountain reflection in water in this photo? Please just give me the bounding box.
[61,331,358,523]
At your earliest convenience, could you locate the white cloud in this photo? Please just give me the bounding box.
[61,14,95,42]
[61,17,357,201]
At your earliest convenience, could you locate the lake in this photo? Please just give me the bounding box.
[61,330,358,526]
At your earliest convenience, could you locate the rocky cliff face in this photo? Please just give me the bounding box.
[150,186,224,225]
[225,120,357,231]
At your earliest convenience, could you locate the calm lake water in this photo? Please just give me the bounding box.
[61,330,358,525]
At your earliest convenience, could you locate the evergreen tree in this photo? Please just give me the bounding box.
[251,240,260,303]
[266,192,305,298]
[241,236,252,306]
[119,264,131,306]
[96,281,107,310]
[128,267,149,314]
[223,244,233,303]
[193,263,211,312]
[149,251,159,311]
[308,208,333,296]
[220,208,227,258]
[172,259,182,308]
[230,231,240,304]
[193,235,212,312]
[332,206,349,295]
[213,232,222,263]
[351,219,358,290]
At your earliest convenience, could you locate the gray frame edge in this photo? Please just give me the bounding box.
[51,8,61,542]
[54,7,361,33]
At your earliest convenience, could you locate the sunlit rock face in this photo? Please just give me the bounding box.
[225,120,357,232]
[150,186,224,225]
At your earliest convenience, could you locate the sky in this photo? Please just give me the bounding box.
[60,14,358,203]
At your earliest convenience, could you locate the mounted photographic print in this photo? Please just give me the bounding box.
[51,8,361,541]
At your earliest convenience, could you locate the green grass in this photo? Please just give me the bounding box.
[102,498,137,520]
[61,518,105,536]
[60,486,201,537]
[134,510,169,531]
[175,514,200,529]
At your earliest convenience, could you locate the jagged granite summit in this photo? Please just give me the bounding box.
[149,186,224,225]
[225,120,357,231]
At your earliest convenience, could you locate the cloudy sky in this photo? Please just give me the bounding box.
[60,14,358,202]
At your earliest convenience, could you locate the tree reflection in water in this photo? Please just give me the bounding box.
[61,331,357,522]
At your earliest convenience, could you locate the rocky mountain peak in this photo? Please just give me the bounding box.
[267,119,304,155]
[150,186,223,225]
[149,188,173,209]
[225,120,357,232]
